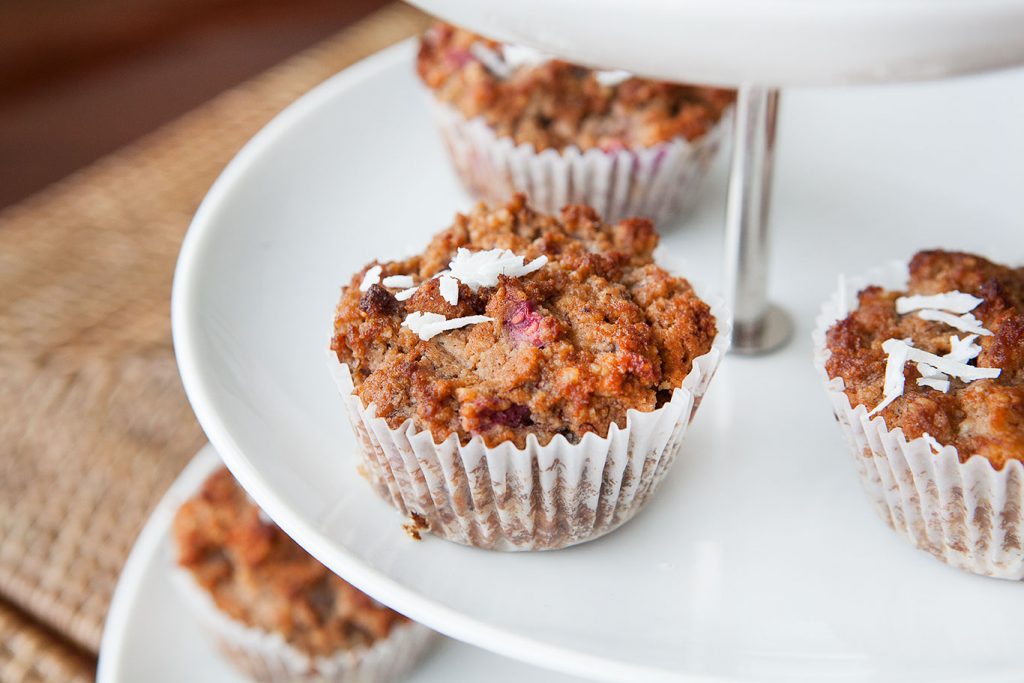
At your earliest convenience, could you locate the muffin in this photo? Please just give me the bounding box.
[813,250,1024,579]
[329,194,728,550]
[417,22,735,225]
[172,467,435,681]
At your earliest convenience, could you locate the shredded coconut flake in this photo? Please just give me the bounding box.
[394,287,417,301]
[447,248,547,290]
[359,265,382,292]
[439,274,459,305]
[922,432,945,454]
[871,338,1001,413]
[895,291,983,315]
[917,309,993,336]
[401,311,492,341]
[905,344,1001,382]
[381,275,414,289]
[917,377,951,393]
[501,44,551,70]
[869,338,912,415]
[595,69,632,87]
[470,43,512,78]
[945,334,982,363]
[916,363,946,380]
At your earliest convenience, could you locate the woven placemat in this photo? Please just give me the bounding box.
[0,3,430,676]
[0,601,91,683]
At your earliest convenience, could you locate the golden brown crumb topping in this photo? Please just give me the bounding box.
[331,194,717,449]
[825,250,1024,469]
[416,22,735,152]
[173,469,408,656]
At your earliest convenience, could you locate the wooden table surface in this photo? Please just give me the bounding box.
[0,0,391,209]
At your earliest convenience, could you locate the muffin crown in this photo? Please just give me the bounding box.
[416,22,734,152]
[331,195,717,449]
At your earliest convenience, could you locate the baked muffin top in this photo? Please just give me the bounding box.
[331,194,717,449]
[825,250,1024,469]
[173,468,408,656]
[416,22,734,152]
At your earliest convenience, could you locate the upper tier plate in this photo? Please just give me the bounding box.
[172,40,1024,682]
[407,0,1024,86]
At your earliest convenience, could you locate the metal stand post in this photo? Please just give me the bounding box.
[723,85,792,354]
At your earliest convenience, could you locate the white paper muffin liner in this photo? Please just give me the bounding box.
[812,261,1024,580]
[170,515,435,681]
[430,100,730,226]
[330,272,729,551]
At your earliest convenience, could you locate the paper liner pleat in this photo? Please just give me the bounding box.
[332,286,729,551]
[170,555,435,682]
[429,100,730,226]
[812,261,1024,580]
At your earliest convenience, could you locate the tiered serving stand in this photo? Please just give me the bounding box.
[104,2,1024,681]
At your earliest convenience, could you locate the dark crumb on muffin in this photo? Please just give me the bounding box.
[331,193,717,449]
[173,469,409,656]
[402,512,429,541]
[416,22,734,152]
[826,250,1024,469]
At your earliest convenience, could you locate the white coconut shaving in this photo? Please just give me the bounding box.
[381,274,414,289]
[401,311,493,341]
[945,334,982,363]
[439,274,459,305]
[359,265,382,292]
[895,290,983,315]
[869,337,1001,415]
[394,287,418,301]
[448,248,547,290]
[869,338,913,416]
[470,43,513,79]
[915,362,950,393]
[916,309,993,336]
[595,69,633,87]
[917,377,951,392]
[501,44,551,70]
[906,344,1002,382]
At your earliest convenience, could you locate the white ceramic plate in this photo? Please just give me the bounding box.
[407,0,1024,86]
[96,445,584,682]
[172,40,1024,682]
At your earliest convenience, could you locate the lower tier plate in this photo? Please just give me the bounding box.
[97,446,583,682]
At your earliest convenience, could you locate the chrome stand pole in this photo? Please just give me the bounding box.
[723,84,792,354]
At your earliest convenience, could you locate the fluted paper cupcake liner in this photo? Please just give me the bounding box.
[170,564,435,682]
[430,100,730,226]
[170,505,435,682]
[330,277,729,551]
[812,261,1024,580]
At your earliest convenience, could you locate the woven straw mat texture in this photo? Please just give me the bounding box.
[0,4,430,678]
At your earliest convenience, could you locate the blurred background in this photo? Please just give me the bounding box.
[0,3,426,681]
[0,0,392,208]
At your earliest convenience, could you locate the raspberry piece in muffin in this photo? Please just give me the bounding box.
[331,194,716,449]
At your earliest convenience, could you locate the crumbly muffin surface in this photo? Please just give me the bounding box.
[173,469,408,656]
[331,195,717,449]
[416,22,734,152]
[826,250,1024,468]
